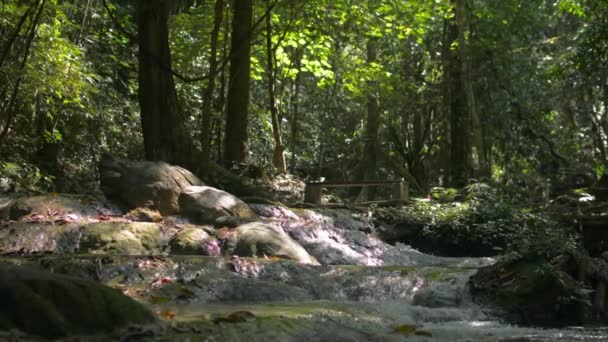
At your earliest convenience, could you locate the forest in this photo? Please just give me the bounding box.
[1,0,608,340]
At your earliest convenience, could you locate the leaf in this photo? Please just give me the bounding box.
[160,309,176,320]
[394,324,417,335]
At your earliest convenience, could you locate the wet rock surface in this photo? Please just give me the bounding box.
[0,255,477,305]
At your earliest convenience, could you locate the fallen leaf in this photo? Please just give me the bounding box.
[161,309,176,320]
[149,276,173,289]
[394,324,417,335]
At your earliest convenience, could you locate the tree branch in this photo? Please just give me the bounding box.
[102,0,277,84]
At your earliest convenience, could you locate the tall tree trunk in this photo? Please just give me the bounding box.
[446,0,471,187]
[35,94,60,180]
[201,0,224,169]
[265,2,286,173]
[214,6,231,161]
[357,41,380,201]
[456,0,488,179]
[223,0,252,167]
[438,20,452,186]
[136,0,190,165]
[289,47,303,173]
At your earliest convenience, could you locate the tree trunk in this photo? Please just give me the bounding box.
[357,41,380,201]
[214,6,231,161]
[136,0,190,165]
[456,0,488,179]
[289,47,303,173]
[200,0,224,169]
[35,94,60,180]
[445,0,471,188]
[265,3,286,173]
[223,0,252,167]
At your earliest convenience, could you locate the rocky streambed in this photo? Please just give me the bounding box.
[1,158,607,340]
[0,194,605,341]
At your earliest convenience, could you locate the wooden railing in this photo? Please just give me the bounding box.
[304,179,409,204]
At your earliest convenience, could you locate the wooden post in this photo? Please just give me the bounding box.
[392,180,409,201]
[304,184,322,204]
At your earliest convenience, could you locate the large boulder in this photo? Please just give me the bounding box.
[469,252,588,326]
[0,265,155,338]
[233,222,319,265]
[178,185,257,224]
[99,155,203,214]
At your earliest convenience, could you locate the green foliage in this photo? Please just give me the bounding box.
[0,162,53,192]
[380,182,578,257]
[430,187,459,202]
[0,0,605,197]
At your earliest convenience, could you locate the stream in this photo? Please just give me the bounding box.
[147,253,608,341]
[2,197,608,340]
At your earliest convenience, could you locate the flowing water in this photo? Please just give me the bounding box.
[152,252,608,341]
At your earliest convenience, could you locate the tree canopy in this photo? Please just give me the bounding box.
[0,0,605,194]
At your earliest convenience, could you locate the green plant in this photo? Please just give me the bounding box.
[0,162,53,192]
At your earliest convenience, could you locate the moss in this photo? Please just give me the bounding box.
[79,222,163,255]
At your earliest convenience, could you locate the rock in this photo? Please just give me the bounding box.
[99,155,203,214]
[469,253,587,326]
[125,207,163,222]
[169,226,220,255]
[0,223,79,255]
[213,215,257,228]
[233,222,319,265]
[0,177,11,192]
[178,186,257,224]
[0,265,155,338]
[0,193,18,220]
[7,195,101,221]
[79,222,164,255]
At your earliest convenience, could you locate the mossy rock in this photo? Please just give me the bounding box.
[79,222,164,255]
[0,265,155,338]
[125,207,163,222]
[169,226,220,255]
[469,254,588,326]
